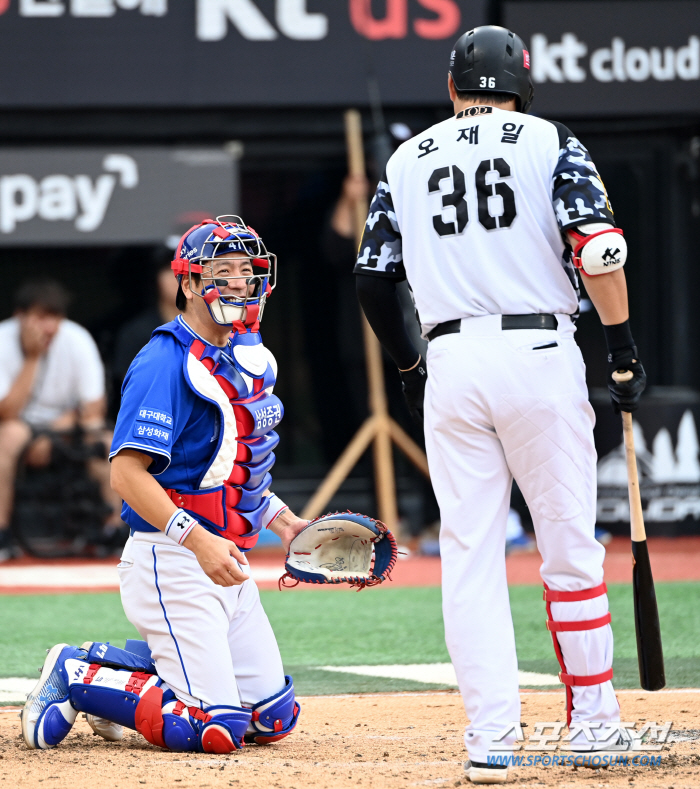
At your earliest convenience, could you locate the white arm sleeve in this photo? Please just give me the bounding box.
[262,494,288,529]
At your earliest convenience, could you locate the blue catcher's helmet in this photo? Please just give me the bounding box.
[171,216,277,329]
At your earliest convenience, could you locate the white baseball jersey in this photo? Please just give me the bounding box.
[354,106,615,337]
[0,317,105,428]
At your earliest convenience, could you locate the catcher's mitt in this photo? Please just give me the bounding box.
[280,512,397,589]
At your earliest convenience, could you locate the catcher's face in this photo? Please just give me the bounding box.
[204,253,258,299]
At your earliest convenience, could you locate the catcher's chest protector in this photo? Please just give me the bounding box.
[163,321,283,550]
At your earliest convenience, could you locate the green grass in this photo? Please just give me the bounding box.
[1,583,698,696]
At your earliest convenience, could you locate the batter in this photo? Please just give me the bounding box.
[354,26,646,784]
[22,217,308,753]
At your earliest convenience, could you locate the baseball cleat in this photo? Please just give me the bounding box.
[85,713,124,742]
[21,643,83,750]
[464,760,508,784]
[568,735,631,768]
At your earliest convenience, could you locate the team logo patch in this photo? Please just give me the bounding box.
[137,407,173,427]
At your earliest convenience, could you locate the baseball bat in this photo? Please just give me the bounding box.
[611,370,665,691]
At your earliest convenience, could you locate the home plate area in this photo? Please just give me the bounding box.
[2,690,699,789]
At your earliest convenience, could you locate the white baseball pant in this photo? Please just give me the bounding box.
[118,530,286,709]
[424,314,618,762]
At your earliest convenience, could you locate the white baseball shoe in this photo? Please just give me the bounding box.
[21,643,83,749]
[85,713,124,741]
[464,760,509,784]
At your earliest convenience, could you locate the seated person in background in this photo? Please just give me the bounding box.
[0,281,123,561]
[112,252,180,388]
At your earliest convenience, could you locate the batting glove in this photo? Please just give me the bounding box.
[399,357,427,425]
[604,321,646,414]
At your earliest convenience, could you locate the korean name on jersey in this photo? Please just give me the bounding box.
[355,106,616,337]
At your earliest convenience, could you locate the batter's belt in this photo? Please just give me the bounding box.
[427,314,557,341]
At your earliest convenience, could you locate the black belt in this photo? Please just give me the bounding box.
[427,314,557,342]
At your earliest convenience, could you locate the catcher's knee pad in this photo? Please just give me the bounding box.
[245,675,300,744]
[157,695,207,752]
[200,705,252,753]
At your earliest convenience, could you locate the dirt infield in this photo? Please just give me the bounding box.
[2,690,698,788]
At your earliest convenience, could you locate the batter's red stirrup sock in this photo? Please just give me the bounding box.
[543,582,613,726]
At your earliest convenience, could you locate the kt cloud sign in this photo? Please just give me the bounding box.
[504,0,700,116]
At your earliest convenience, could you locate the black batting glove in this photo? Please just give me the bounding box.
[399,357,427,425]
[603,321,647,414]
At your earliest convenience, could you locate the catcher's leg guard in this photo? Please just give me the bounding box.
[80,640,154,742]
[157,689,251,753]
[200,705,252,753]
[245,675,300,744]
[67,661,162,732]
[543,582,614,726]
[22,644,85,750]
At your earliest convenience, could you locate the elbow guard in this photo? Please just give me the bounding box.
[567,223,627,277]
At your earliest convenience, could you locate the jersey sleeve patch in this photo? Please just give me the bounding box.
[552,136,616,230]
[132,422,172,446]
[136,407,173,428]
[354,180,405,279]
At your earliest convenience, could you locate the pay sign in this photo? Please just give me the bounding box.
[0,147,239,245]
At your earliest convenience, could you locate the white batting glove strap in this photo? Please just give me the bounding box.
[262,494,288,530]
[164,508,198,545]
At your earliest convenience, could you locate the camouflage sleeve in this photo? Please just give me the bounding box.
[552,135,616,231]
[353,179,405,280]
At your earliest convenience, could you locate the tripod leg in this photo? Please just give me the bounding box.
[301,417,377,521]
[388,418,430,479]
[374,415,399,532]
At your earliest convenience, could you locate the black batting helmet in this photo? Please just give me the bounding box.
[449,26,534,114]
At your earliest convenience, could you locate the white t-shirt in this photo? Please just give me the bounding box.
[0,317,106,428]
[354,106,616,337]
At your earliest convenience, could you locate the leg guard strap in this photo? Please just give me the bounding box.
[546,613,611,632]
[543,582,607,603]
[559,668,614,687]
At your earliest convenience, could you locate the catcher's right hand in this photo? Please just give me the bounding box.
[400,357,427,424]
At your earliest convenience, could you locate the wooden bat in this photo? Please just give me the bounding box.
[611,370,666,691]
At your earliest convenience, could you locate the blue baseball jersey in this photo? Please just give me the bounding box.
[111,318,228,533]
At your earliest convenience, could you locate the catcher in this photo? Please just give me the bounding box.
[22,218,395,755]
[22,217,312,753]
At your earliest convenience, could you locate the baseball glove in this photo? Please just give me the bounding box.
[279,512,398,589]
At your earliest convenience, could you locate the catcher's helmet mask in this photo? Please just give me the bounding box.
[449,25,534,114]
[172,215,277,328]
